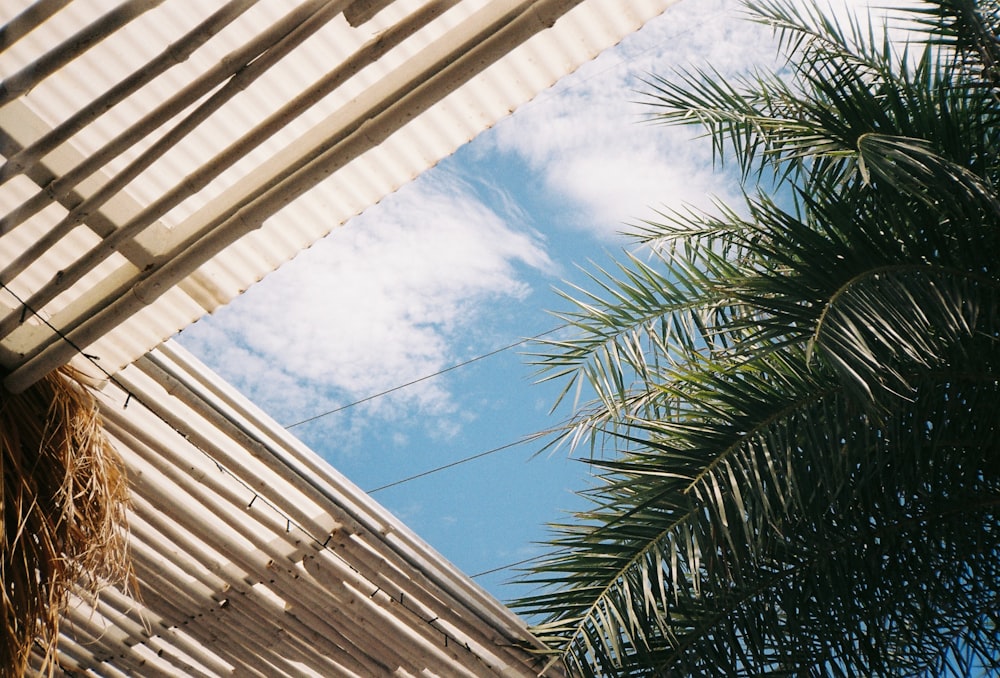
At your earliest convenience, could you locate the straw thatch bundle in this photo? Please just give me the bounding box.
[1,367,131,677]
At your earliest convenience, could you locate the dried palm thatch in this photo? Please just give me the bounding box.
[1,366,131,677]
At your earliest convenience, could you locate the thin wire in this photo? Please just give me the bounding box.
[4,257,576,605]
[470,554,546,580]
[367,435,539,494]
[0,282,117,382]
[2,281,568,577]
[284,326,562,429]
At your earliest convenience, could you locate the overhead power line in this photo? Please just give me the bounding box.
[470,554,546,580]
[367,435,544,494]
[283,327,562,429]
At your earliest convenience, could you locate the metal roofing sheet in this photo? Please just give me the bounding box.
[0,0,676,392]
[29,340,562,676]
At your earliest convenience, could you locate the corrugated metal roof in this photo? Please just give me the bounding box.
[0,0,676,392]
[1,1,680,674]
[31,340,561,676]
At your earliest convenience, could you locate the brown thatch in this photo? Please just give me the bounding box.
[1,366,131,677]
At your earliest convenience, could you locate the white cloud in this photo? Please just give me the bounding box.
[484,0,915,236]
[179,171,550,430]
[179,0,780,441]
[484,0,779,235]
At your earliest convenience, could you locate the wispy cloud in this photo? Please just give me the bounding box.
[180,171,550,435]
[484,0,778,234]
[484,0,914,236]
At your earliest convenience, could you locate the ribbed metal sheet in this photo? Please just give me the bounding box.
[29,340,562,676]
[1,1,678,674]
[0,0,676,392]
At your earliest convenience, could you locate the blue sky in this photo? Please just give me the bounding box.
[175,0,888,601]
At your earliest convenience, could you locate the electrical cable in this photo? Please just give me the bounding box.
[5,277,569,585]
[470,554,546,579]
[2,284,513,663]
[283,326,562,429]
[367,435,539,494]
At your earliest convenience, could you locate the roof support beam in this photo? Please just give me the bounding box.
[0,0,165,106]
[0,0,260,185]
[0,0,73,52]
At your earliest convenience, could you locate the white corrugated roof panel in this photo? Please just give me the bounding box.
[0,0,677,393]
[33,340,564,676]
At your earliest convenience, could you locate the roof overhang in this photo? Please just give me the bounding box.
[36,339,558,676]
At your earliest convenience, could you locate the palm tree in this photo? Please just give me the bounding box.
[517,1,1000,675]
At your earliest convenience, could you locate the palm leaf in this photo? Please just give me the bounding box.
[520,0,1000,674]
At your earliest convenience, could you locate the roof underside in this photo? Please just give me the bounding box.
[32,340,559,677]
[1,0,678,675]
[0,0,674,392]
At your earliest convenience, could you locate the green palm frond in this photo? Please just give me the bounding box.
[527,236,752,449]
[523,345,1000,674]
[519,0,1000,675]
[645,0,1000,194]
[909,0,1000,87]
